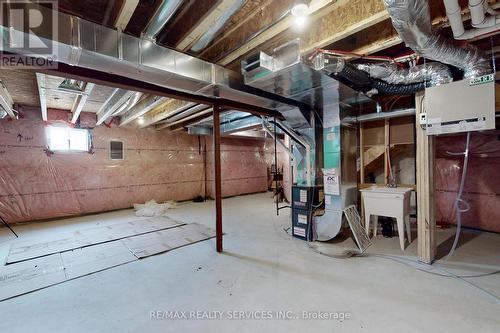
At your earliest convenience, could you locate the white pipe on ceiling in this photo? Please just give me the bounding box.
[469,0,486,26]
[443,0,500,40]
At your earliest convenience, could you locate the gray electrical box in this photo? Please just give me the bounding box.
[424,75,496,135]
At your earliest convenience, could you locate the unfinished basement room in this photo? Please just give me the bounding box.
[0,0,499,332]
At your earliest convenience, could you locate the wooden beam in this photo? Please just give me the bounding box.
[141,99,194,128]
[157,108,213,131]
[200,0,296,61]
[415,91,436,264]
[176,0,238,51]
[157,0,220,47]
[119,95,166,126]
[218,0,386,66]
[347,1,500,56]
[70,82,95,124]
[35,73,48,121]
[114,0,139,30]
[96,89,134,125]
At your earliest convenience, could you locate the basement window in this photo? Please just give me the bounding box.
[109,140,124,160]
[47,126,90,152]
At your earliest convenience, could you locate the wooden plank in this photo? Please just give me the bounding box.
[124,0,163,36]
[218,0,345,65]
[176,0,239,51]
[200,0,297,61]
[70,82,95,123]
[390,116,415,145]
[348,1,500,56]
[35,73,48,121]
[415,92,436,264]
[114,0,139,30]
[157,0,220,48]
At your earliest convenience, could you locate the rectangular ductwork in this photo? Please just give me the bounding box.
[0,2,298,118]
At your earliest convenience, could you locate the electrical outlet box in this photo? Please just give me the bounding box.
[424,76,496,135]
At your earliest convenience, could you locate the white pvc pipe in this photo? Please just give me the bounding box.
[469,0,486,26]
[444,0,500,40]
[443,0,465,37]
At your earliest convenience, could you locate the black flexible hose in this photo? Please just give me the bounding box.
[332,62,426,95]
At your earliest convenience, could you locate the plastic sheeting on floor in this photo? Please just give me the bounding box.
[0,219,215,301]
[6,217,183,264]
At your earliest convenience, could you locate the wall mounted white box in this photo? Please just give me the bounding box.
[424,76,496,135]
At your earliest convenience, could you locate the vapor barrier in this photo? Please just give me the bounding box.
[435,132,500,233]
[0,108,272,223]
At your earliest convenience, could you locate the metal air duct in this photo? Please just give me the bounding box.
[383,0,491,78]
[0,3,298,122]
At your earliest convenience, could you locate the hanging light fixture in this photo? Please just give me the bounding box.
[291,0,310,17]
[291,0,310,27]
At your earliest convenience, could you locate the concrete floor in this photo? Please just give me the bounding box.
[0,193,499,332]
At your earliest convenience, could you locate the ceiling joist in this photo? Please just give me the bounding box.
[35,73,48,122]
[214,0,342,66]
[156,0,221,47]
[70,82,95,124]
[176,0,238,51]
[114,0,139,30]
[119,95,166,127]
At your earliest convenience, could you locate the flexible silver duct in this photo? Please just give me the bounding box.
[383,0,491,78]
[356,62,453,86]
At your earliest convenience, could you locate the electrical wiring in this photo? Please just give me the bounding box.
[281,225,500,303]
[444,132,471,261]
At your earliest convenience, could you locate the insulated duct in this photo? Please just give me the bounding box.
[383,0,491,78]
[312,54,426,95]
[356,62,453,86]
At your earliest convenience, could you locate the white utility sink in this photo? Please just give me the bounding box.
[359,186,413,250]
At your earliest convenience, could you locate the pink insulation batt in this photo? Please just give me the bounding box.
[434,132,500,233]
[0,108,276,224]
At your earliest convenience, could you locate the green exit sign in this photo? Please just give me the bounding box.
[469,74,495,86]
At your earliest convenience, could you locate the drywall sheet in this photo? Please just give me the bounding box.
[7,217,184,264]
[0,254,65,301]
[61,241,137,280]
[123,223,216,258]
